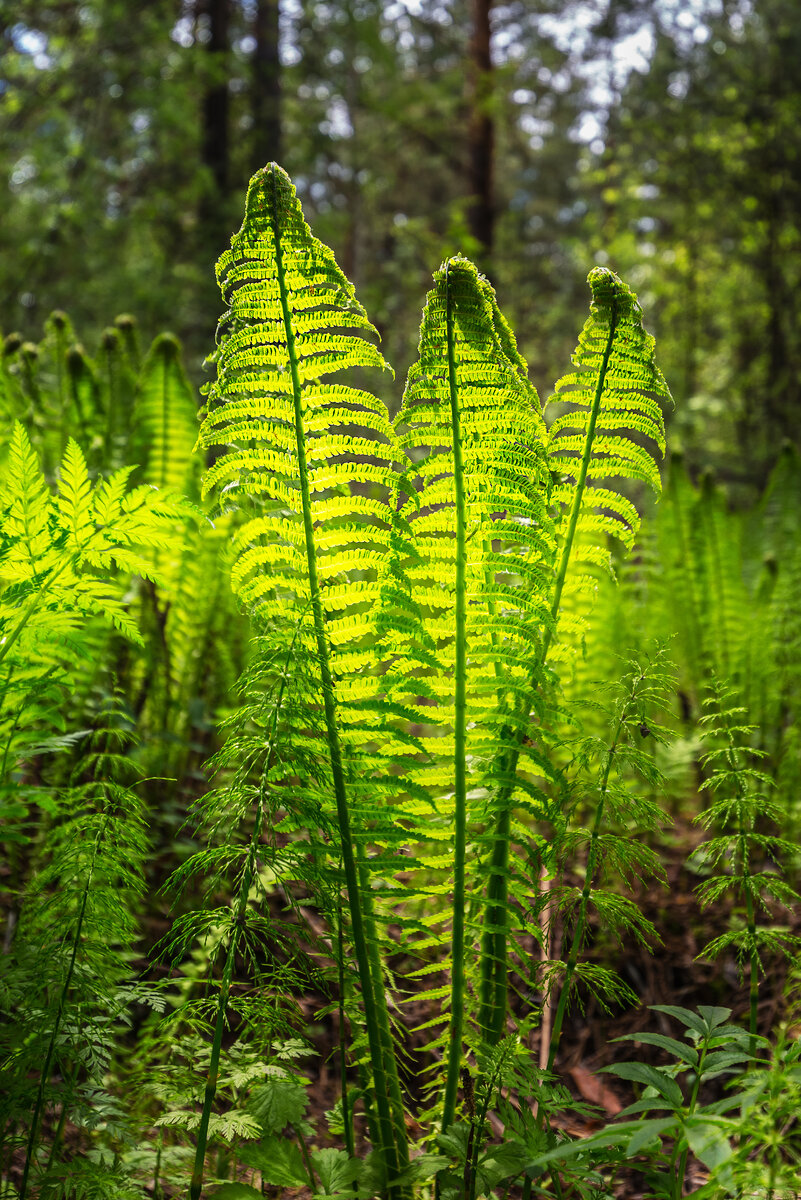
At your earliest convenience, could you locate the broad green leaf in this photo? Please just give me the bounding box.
[248,1069,308,1134]
[615,1031,698,1066]
[684,1117,734,1170]
[311,1147,362,1196]
[627,1117,677,1155]
[238,1136,308,1187]
[650,1005,709,1037]
[601,1062,684,1108]
[696,1006,732,1032]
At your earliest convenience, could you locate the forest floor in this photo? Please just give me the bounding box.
[10,822,798,1198]
[291,819,799,1199]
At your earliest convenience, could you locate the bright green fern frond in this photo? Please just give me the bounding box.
[395,255,556,1125]
[197,163,398,634]
[397,256,555,749]
[0,423,189,664]
[546,266,671,657]
[196,162,412,1188]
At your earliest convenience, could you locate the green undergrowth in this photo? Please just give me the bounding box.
[0,164,799,1200]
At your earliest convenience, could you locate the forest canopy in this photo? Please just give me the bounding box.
[3,0,799,486]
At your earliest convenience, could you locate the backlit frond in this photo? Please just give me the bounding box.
[546,267,671,657]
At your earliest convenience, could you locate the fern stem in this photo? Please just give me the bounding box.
[336,886,355,1160]
[270,166,406,1192]
[356,849,409,1169]
[441,260,468,1134]
[478,299,619,1045]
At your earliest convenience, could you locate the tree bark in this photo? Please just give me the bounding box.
[200,0,230,241]
[467,0,495,266]
[253,0,282,169]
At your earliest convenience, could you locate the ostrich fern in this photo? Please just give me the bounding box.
[133,333,200,500]
[477,267,671,1046]
[187,165,675,1186]
[196,162,412,1192]
[394,257,555,1126]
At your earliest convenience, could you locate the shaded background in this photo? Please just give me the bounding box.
[2,0,800,489]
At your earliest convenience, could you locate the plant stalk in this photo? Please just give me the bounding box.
[441,260,469,1134]
[477,297,619,1045]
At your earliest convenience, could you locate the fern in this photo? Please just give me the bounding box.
[545,266,670,656]
[196,162,411,1192]
[97,324,138,470]
[476,267,671,1047]
[133,333,200,499]
[394,256,555,1123]
[0,423,188,661]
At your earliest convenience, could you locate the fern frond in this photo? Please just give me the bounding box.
[196,163,411,1190]
[394,256,555,1121]
[0,424,188,670]
[545,266,671,658]
[134,333,200,498]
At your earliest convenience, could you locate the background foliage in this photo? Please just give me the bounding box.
[4,0,799,486]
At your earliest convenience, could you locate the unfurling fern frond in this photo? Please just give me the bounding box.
[395,256,556,1126]
[545,267,671,658]
[97,324,138,470]
[196,162,410,1191]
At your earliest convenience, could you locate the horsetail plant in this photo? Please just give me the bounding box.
[162,616,327,1199]
[2,717,148,1198]
[691,684,800,1051]
[544,645,674,1073]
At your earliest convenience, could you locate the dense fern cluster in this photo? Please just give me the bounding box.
[1,163,798,1199]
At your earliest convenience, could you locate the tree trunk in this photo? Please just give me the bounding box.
[253,0,282,169]
[200,0,230,243]
[467,0,495,267]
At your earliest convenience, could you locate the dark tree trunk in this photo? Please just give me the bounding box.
[200,0,230,243]
[253,0,282,170]
[467,0,495,266]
